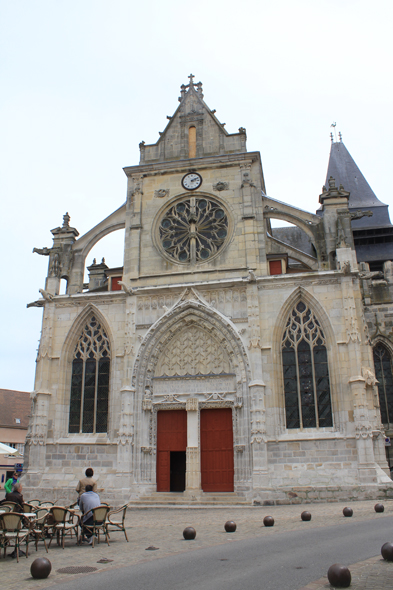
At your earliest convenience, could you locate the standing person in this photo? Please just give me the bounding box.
[76,468,97,500]
[4,471,20,495]
[79,485,101,544]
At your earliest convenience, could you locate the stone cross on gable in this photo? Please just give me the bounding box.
[188,73,195,86]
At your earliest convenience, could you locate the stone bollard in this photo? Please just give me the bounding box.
[263,516,274,527]
[183,527,196,540]
[31,558,52,579]
[327,564,351,588]
[301,511,311,521]
[224,521,237,533]
[381,542,393,561]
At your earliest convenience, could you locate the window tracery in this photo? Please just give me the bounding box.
[159,198,228,264]
[69,316,110,434]
[373,343,393,424]
[282,301,332,429]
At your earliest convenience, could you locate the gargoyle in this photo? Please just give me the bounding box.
[359,271,384,280]
[118,281,136,295]
[33,247,51,256]
[26,300,45,309]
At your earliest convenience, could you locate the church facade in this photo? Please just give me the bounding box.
[23,77,393,504]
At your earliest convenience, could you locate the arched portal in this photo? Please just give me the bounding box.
[131,295,252,492]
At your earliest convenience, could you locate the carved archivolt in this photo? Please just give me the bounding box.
[132,300,251,399]
[155,325,231,377]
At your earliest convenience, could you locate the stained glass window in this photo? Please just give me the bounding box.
[373,343,393,425]
[282,301,332,429]
[159,198,228,264]
[69,316,110,434]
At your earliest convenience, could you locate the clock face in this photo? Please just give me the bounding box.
[181,172,202,191]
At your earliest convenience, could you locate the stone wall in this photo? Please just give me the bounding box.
[267,439,358,488]
[23,443,129,506]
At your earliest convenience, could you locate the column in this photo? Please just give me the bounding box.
[185,398,200,491]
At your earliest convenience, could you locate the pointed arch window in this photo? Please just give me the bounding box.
[282,301,332,429]
[373,343,393,424]
[69,316,110,434]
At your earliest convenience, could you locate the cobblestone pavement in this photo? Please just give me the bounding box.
[1,500,392,590]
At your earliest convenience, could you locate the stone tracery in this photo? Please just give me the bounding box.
[156,325,231,376]
[159,197,228,263]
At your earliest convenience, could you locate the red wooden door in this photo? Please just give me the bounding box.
[200,408,234,492]
[156,410,187,492]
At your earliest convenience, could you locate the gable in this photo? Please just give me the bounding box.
[140,76,247,163]
[0,389,31,429]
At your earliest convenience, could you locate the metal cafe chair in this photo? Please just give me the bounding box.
[28,499,40,507]
[30,508,49,553]
[82,506,110,547]
[47,506,80,549]
[39,501,54,508]
[1,502,18,512]
[23,502,38,513]
[0,512,30,562]
[107,503,129,542]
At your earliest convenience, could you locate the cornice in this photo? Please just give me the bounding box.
[123,152,261,178]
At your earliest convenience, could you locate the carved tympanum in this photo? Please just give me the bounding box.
[155,326,231,377]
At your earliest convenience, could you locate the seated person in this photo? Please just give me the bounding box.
[4,471,20,495]
[5,481,24,512]
[79,484,101,544]
[76,468,97,501]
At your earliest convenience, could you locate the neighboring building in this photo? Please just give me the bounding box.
[23,76,393,505]
[0,389,30,489]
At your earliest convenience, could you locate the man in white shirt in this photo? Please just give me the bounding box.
[79,485,101,544]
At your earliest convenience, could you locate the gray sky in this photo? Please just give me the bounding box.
[1,0,392,392]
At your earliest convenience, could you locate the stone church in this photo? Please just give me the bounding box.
[24,76,393,504]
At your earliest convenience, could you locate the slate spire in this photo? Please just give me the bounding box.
[325,139,391,228]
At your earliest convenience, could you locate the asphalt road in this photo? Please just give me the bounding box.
[48,517,393,590]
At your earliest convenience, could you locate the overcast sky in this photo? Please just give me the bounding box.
[1,0,392,392]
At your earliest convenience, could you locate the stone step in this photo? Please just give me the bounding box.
[129,492,250,506]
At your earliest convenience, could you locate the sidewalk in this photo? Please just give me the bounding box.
[300,555,393,590]
[1,499,392,590]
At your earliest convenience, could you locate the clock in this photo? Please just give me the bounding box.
[181,172,202,191]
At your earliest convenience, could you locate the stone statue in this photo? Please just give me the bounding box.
[246,269,257,283]
[49,253,61,277]
[39,288,54,301]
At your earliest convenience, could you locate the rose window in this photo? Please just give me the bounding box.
[159,198,228,264]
